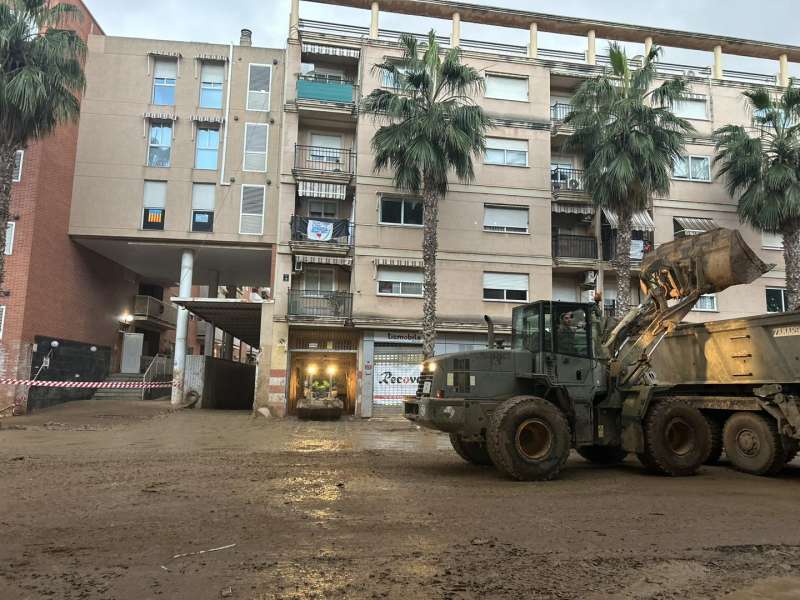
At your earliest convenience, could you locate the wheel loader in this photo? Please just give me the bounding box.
[404,228,800,480]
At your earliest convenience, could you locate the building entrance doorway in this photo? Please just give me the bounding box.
[288,352,357,415]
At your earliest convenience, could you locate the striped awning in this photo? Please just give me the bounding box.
[191,114,225,124]
[195,53,227,62]
[301,43,360,59]
[602,209,655,232]
[373,257,424,268]
[673,216,718,234]
[148,50,182,58]
[552,201,594,215]
[297,181,347,200]
[144,112,178,121]
[295,255,353,267]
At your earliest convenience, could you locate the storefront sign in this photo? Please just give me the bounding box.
[374,331,423,345]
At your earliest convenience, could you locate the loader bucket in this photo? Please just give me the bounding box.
[640,228,773,299]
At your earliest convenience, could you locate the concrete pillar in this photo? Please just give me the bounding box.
[587,30,596,66]
[289,0,300,40]
[254,303,289,417]
[204,271,219,357]
[528,23,538,59]
[171,249,194,406]
[779,54,789,87]
[451,12,461,47]
[644,36,653,58]
[369,2,379,40]
[713,45,723,79]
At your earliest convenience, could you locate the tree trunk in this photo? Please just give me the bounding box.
[0,145,15,292]
[782,219,800,311]
[613,213,633,318]
[421,185,440,359]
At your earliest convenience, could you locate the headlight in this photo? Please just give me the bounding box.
[428,362,437,372]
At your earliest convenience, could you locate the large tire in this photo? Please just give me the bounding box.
[704,415,724,465]
[486,396,571,481]
[639,399,711,476]
[783,437,800,465]
[576,445,628,465]
[449,433,493,466]
[723,412,785,475]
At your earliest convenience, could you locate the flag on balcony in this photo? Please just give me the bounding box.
[308,219,334,241]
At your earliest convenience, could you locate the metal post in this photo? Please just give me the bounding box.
[171,249,194,406]
[204,270,219,357]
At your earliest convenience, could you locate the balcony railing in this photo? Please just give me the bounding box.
[551,167,586,193]
[550,103,573,122]
[294,145,355,174]
[291,215,353,245]
[602,231,654,262]
[552,234,598,260]
[288,289,353,319]
[133,295,177,327]
[297,75,355,103]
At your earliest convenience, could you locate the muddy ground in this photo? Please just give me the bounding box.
[1,400,799,600]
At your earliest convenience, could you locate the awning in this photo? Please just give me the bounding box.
[148,50,182,58]
[144,112,178,121]
[171,298,263,347]
[373,257,424,268]
[191,114,225,125]
[301,43,360,59]
[602,209,655,232]
[195,53,228,62]
[297,181,347,200]
[295,255,353,267]
[673,216,718,234]
[552,201,594,215]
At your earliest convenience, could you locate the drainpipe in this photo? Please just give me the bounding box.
[172,249,195,406]
[219,42,234,187]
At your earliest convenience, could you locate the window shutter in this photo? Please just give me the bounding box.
[377,268,423,284]
[192,184,215,211]
[485,137,528,152]
[247,65,271,111]
[762,231,784,249]
[13,151,23,182]
[244,123,268,171]
[484,206,528,229]
[200,62,224,83]
[486,75,528,101]
[154,58,177,79]
[4,222,14,256]
[143,181,167,208]
[483,272,528,291]
[310,134,342,149]
[240,185,265,234]
[673,97,707,120]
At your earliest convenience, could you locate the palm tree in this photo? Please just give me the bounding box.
[564,43,694,316]
[714,85,800,310]
[362,32,489,358]
[0,0,86,288]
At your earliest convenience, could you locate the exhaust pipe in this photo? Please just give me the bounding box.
[484,315,495,349]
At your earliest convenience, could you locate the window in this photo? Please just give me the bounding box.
[484,205,528,233]
[485,138,528,167]
[766,288,789,313]
[148,122,172,167]
[4,222,14,255]
[304,267,335,294]
[240,185,265,235]
[483,272,529,302]
[485,74,528,102]
[247,64,272,111]
[191,184,215,232]
[672,96,707,120]
[377,268,423,297]
[195,128,220,170]
[673,155,710,181]
[309,134,342,164]
[693,294,718,312]
[199,62,224,109]
[382,65,409,89]
[243,123,268,171]
[380,197,423,226]
[0,305,5,339]
[152,59,177,105]
[309,200,337,219]
[142,181,167,230]
[13,150,23,182]
[763,231,784,249]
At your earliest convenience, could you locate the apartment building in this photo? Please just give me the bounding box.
[258,0,800,418]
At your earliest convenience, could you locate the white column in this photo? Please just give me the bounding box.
[644,36,653,58]
[587,30,596,66]
[369,2,379,40]
[779,54,789,87]
[289,0,300,40]
[171,249,195,406]
[528,23,538,58]
[451,12,461,47]
[713,45,723,79]
[204,270,219,357]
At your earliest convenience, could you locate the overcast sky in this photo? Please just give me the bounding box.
[82,0,800,75]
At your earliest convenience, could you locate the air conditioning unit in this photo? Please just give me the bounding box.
[582,270,597,286]
[568,178,581,190]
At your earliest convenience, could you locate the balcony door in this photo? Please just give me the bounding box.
[303,267,336,297]
[308,199,338,219]
[310,134,342,166]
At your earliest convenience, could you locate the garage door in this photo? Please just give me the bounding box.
[372,348,424,413]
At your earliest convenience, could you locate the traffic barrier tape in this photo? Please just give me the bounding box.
[0,379,181,389]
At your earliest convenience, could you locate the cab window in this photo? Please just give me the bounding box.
[554,306,590,357]
[513,305,540,351]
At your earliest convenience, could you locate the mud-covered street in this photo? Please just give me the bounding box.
[1,400,799,600]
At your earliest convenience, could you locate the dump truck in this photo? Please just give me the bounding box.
[404,228,800,480]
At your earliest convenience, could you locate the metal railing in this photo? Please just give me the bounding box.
[288,289,353,319]
[133,295,177,327]
[294,144,355,174]
[602,231,654,262]
[550,103,573,122]
[291,215,353,245]
[141,354,173,400]
[551,167,586,193]
[552,234,598,260]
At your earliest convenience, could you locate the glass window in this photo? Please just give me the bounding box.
[309,200,337,219]
[554,305,589,357]
[199,62,224,109]
[152,59,177,106]
[191,211,214,232]
[512,305,540,352]
[13,150,23,182]
[672,97,707,120]
[485,74,528,102]
[247,64,272,111]
[195,128,220,170]
[377,268,424,297]
[766,288,788,313]
[380,198,422,226]
[485,138,528,167]
[5,222,15,255]
[304,268,335,293]
[673,155,710,181]
[148,122,172,167]
[483,272,529,302]
[673,156,689,179]
[693,294,718,312]
[484,205,528,233]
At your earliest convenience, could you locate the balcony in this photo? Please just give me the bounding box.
[288,289,353,320]
[550,103,573,122]
[552,234,598,261]
[551,167,586,195]
[296,75,355,104]
[132,295,177,330]
[290,215,353,256]
[294,145,355,178]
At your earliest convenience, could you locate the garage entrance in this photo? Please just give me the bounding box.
[372,346,424,418]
